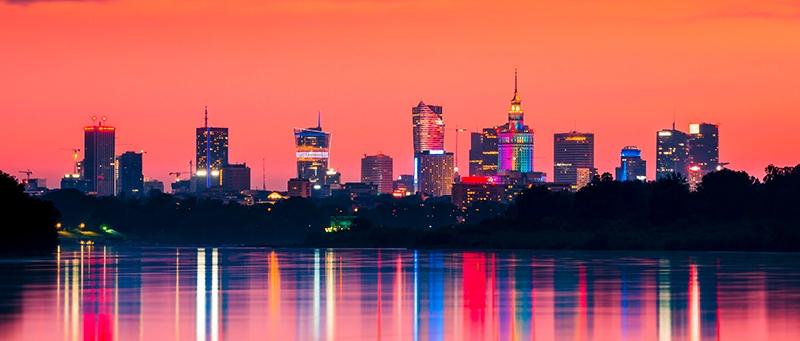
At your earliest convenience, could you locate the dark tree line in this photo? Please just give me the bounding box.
[6,164,800,251]
[0,171,59,254]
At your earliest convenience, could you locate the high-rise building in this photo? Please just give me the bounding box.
[416,150,454,197]
[83,119,116,196]
[615,146,647,181]
[688,122,719,175]
[118,151,143,195]
[553,131,594,185]
[195,107,229,189]
[294,113,331,185]
[412,101,445,154]
[361,154,393,194]
[575,167,594,190]
[498,70,534,174]
[656,125,690,179]
[468,127,499,176]
[222,163,251,193]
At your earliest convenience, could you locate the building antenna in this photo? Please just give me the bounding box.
[317,110,322,129]
[514,67,518,95]
[205,105,210,188]
[262,157,266,191]
[672,108,676,130]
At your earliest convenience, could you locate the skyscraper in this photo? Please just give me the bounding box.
[416,150,454,197]
[469,127,499,176]
[361,154,393,194]
[294,112,331,185]
[412,101,445,154]
[498,70,534,174]
[83,118,116,196]
[118,151,143,195]
[553,131,594,185]
[615,146,647,181]
[656,124,690,179]
[688,122,720,175]
[195,107,229,188]
[222,163,251,193]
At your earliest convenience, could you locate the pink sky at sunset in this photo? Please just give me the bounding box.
[1,0,799,190]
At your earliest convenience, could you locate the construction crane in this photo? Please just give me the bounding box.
[60,148,81,174]
[168,172,184,182]
[18,169,32,184]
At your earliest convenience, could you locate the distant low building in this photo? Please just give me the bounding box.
[452,176,509,210]
[61,174,90,193]
[143,179,164,194]
[287,178,311,198]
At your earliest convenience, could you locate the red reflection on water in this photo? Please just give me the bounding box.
[3,249,800,341]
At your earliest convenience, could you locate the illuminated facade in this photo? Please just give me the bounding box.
[83,120,116,196]
[360,154,393,194]
[615,146,647,181]
[451,176,509,210]
[412,101,444,154]
[195,108,229,189]
[656,125,690,179]
[688,122,719,176]
[416,150,454,197]
[469,127,499,176]
[553,131,594,185]
[497,70,534,174]
[294,114,331,184]
[575,167,594,190]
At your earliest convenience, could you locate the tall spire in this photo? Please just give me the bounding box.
[204,105,208,129]
[510,68,521,105]
[317,110,321,129]
[514,67,518,95]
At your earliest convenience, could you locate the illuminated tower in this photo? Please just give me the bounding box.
[615,146,647,181]
[553,131,594,185]
[83,117,116,196]
[688,122,719,175]
[497,69,534,174]
[412,101,445,154]
[195,106,229,187]
[294,112,331,184]
[656,123,690,179]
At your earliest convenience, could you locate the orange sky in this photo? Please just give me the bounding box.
[1,0,799,190]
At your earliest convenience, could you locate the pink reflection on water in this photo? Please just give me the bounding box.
[2,248,800,340]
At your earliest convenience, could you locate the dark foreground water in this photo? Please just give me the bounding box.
[0,246,799,340]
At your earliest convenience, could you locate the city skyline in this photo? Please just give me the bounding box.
[2,1,799,189]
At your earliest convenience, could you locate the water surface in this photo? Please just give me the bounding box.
[1,246,799,340]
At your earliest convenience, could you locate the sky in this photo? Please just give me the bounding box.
[1,0,799,190]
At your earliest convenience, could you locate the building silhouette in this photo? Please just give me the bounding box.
[656,124,690,179]
[615,146,647,181]
[117,151,143,195]
[498,70,534,174]
[83,119,116,196]
[469,127,499,176]
[688,122,720,175]
[361,154,393,194]
[222,163,251,193]
[553,131,594,185]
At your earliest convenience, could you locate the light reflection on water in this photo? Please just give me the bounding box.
[0,246,799,340]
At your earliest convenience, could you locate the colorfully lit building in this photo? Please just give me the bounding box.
[117,151,143,195]
[412,101,445,154]
[294,113,331,185]
[416,150,454,197]
[553,131,594,185]
[469,127,499,176]
[195,107,229,189]
[361,154,393,194]
[656,124,690,179]
[497,70,534,174]
[451,176,509,210]
[615,146,647,181]
[83,118,116,196]
[222,163,251,193]
[688,122,720,176]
